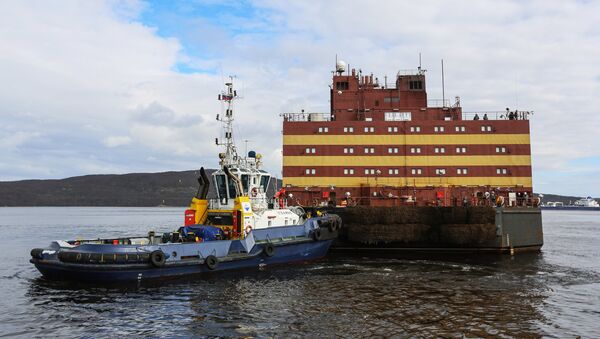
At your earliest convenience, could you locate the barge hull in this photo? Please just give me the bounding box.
[327,206,543,254]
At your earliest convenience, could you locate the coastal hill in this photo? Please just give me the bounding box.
[0,171,593,206]
[0,170,222,207]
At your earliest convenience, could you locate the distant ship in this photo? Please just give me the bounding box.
[541,196,599,210]
[574,197,600,208]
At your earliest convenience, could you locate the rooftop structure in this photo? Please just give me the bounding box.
[281,60,533,207]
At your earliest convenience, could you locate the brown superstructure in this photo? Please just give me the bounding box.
[282,61,533,207]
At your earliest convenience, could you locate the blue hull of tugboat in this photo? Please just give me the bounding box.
[32,239,332,283]
[30,216,342,283]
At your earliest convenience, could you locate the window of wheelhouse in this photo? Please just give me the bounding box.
[260,175,270,193]
[241,174,249,194]
[215,174,227,200]
[227,177,238,198]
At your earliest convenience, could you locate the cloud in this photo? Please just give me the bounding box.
[103,136,132,147]
[1,0,600,196]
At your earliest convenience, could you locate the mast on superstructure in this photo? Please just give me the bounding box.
[217,77,239,167]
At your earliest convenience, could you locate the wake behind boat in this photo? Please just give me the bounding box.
[30,79,341,282]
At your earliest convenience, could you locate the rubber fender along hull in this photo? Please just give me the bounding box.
[31,240,333,283]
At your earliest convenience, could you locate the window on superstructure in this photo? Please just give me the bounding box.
[260,175,270,192]
[241,174,249,193]
[411,168,422,175]
[215,174,228,200]
[481,125,492,132]
[434,147,446,154]
[456,147,467,153]
[410,126,421,133]
[410,147,421,154]
[434,126,445,133]
[409,80,423,90]
[343,127,354,133]
[496,146,507,153]
[435,168,446,175]
[364,147,375,154]
[384,97,400,103]
[457,168,468,175]
[455,126,466,132]
[336,81,349,90]
[496,168,508,175]
[227,176,238,198]
[305,147,316,154]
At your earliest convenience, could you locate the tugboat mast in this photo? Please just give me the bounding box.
[217,77,239,167]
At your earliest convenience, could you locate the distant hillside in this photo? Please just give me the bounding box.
[0,170,280,207]
[0,172,594,207]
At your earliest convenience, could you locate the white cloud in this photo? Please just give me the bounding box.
[103,136,132,148]
[1,0,599,196]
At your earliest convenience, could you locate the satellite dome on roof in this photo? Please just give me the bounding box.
[336,60,346,73]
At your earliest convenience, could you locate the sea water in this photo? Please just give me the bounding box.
[0,208,598,337]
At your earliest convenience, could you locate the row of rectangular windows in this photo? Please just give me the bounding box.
[318,146,508,154]
[321,125,495,134]
[305,168,512,175]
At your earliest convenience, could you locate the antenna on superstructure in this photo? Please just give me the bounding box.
[441,59,446,107]
[418,52,422,73]
[243,139,252,158]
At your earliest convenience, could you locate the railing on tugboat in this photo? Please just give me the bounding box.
[207,197,288,210]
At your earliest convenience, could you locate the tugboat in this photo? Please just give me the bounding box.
[30,79,341,283]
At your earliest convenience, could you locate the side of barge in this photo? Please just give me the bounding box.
[326,206,543,254]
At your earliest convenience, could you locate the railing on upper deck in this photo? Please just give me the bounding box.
[281,112,332,122]
[427,99,452,108]
[462,110,531,121]
[396,69,424,76]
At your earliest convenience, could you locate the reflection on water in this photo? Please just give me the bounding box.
[1,208,599,337]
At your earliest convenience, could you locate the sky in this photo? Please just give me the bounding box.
[1,0,599,197]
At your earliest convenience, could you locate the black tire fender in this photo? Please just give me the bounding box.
[150,250,166,267]
[205,255,218,270]
[313,228,323,241]
[263,243,275,257]
[328,220,336,232]
[31,248,44,259]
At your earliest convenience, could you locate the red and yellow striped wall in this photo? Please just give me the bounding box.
[282,120,532,189]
